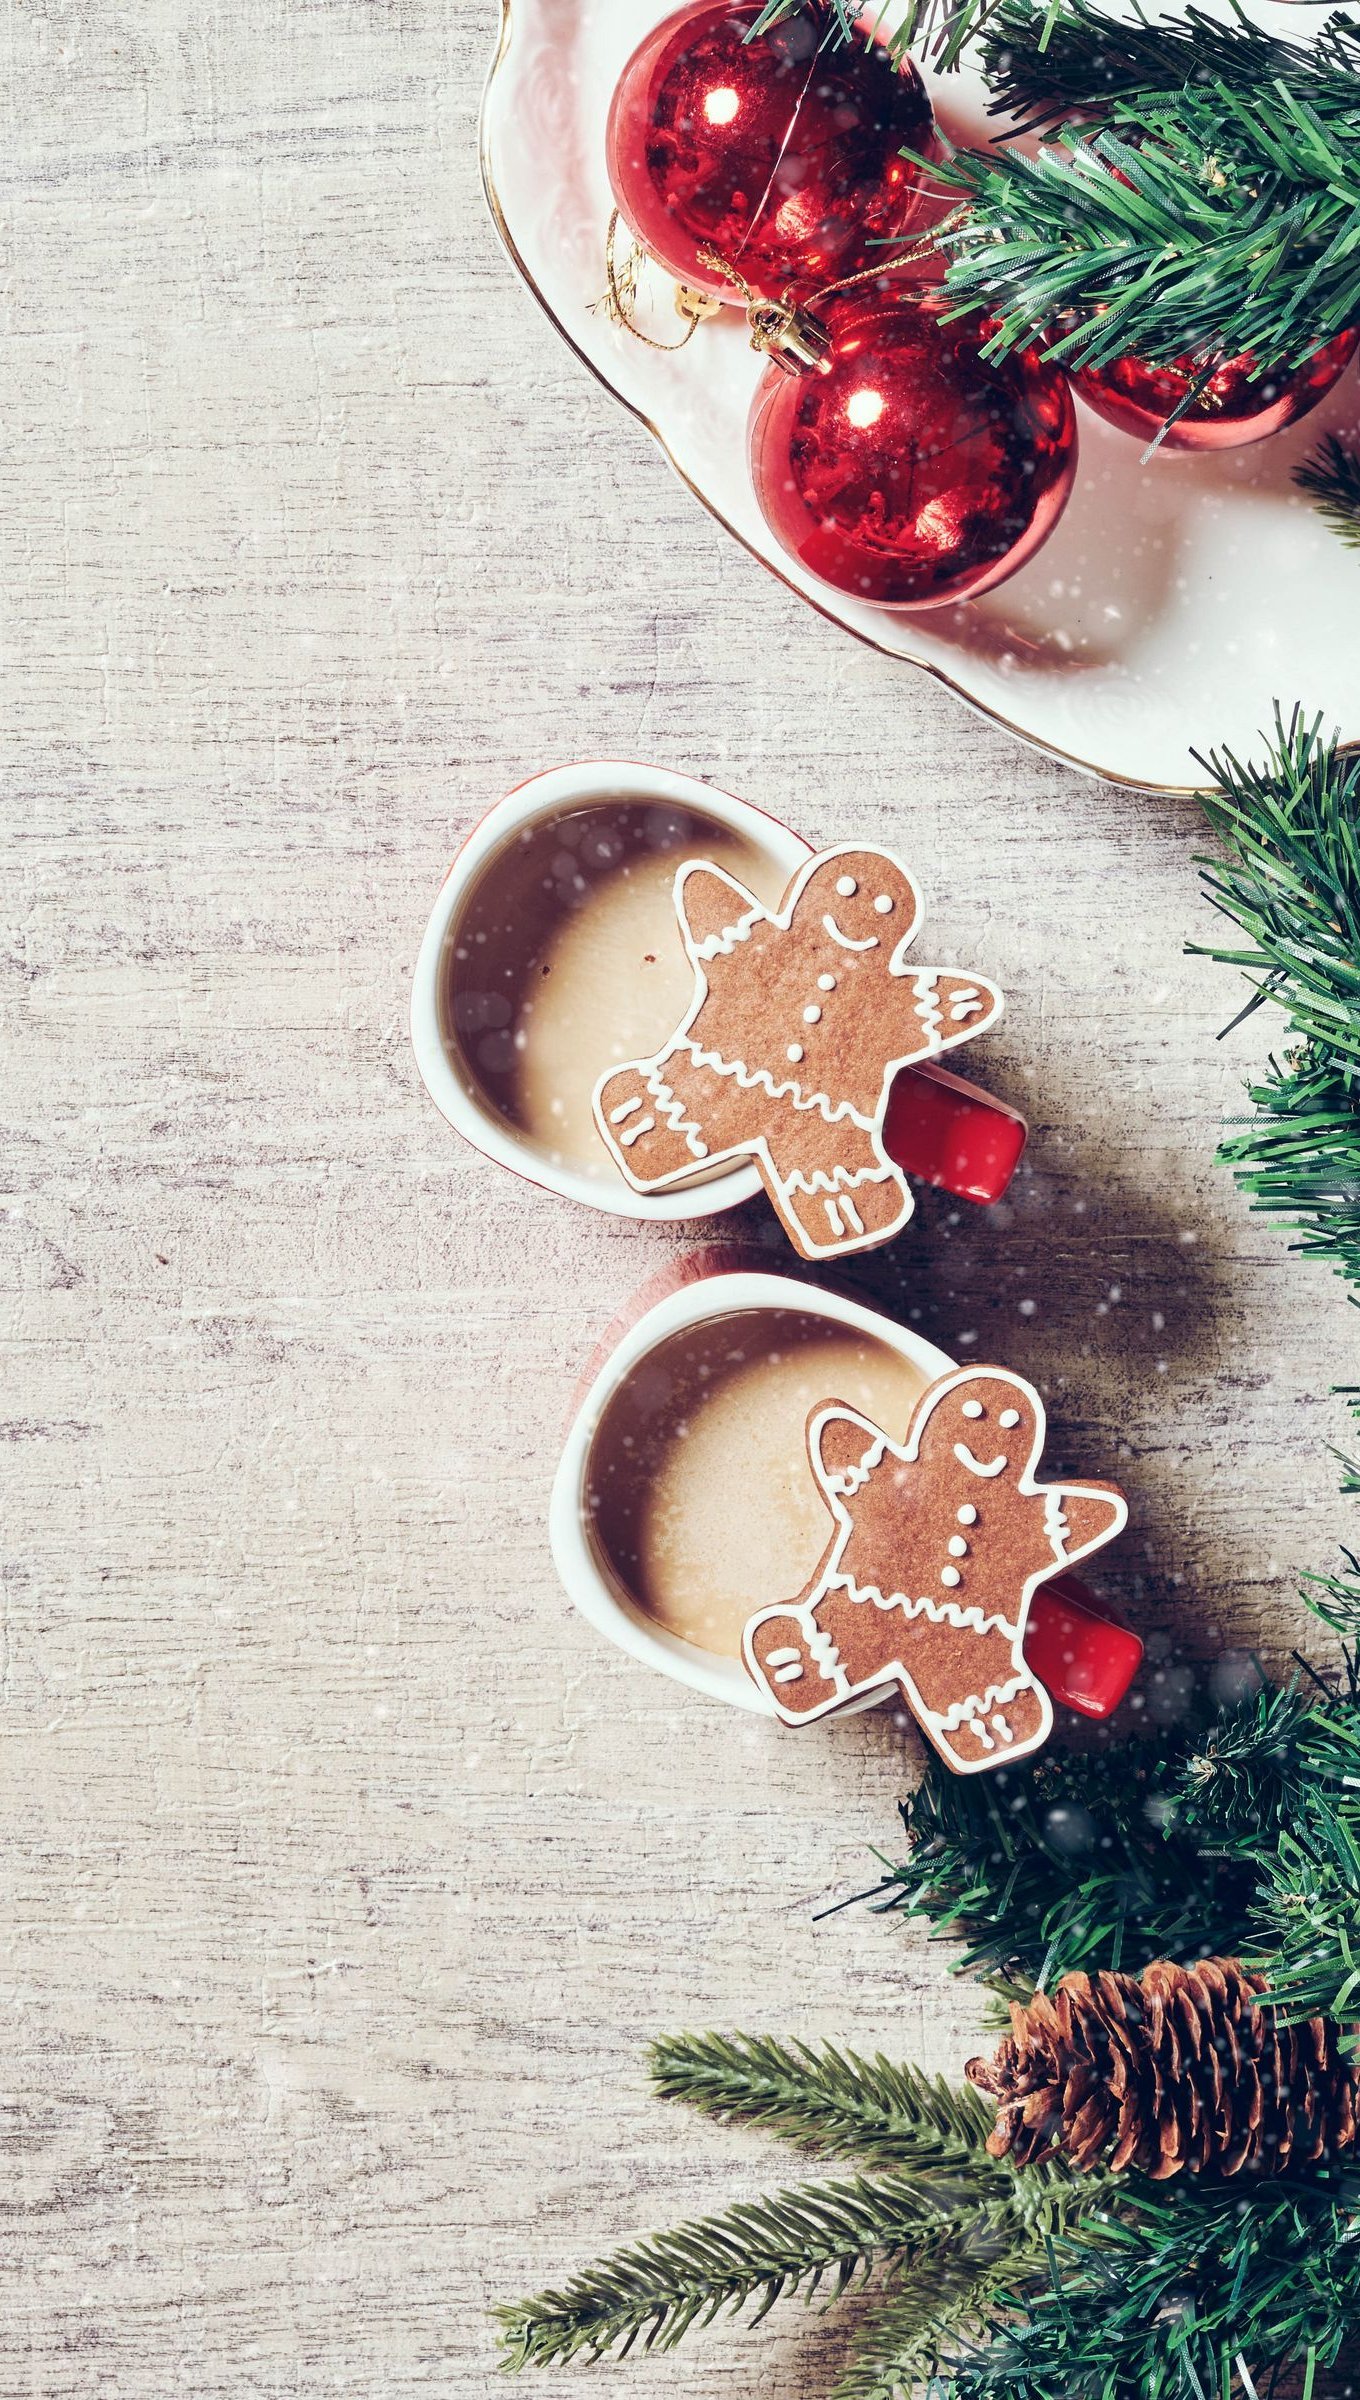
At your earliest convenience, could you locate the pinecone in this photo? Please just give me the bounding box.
[966,1957,1358,2181]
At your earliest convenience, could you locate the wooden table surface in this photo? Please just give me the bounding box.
[2,3,1353,2392]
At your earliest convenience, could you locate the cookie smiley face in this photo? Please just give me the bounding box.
[919,1373,1045,1489]
[800,850,924,964]
[592,842,1006,1260]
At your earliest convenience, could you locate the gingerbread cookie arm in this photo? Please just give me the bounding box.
[594,1042,742,1193]
[899,967,1005,1061]
[673,859,765,964]
[1042,1480,1128,1571]
[808,1403,890,1502]
[743,1404,890,1724]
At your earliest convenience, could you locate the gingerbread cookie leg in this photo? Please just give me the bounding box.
[895,1619,1053,1774]
[745,1589,896,1722]
[747,1589,1052,1765]
[595,1045,725,1191]
[764,1115,913,1259]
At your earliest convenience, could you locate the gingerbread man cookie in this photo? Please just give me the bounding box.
[743,1368,1127,1774]
[592,846,1004,1260]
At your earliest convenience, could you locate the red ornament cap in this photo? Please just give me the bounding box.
[749,285,1077,609]
[1072,328,1360,451]
[605,0,937,306]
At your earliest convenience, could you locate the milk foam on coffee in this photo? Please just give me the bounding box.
[442,799,784,1180]
[587,1309,929,1657]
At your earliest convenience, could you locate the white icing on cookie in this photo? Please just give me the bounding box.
[822,914,878,952]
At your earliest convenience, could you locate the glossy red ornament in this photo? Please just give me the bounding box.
[1072,329,1360,451]
[605,0,936,306]
[749,285,1077,609]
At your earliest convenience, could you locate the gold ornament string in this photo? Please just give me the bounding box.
[594,209,720,350]
[696,209,972,371]
[595,203,972,370]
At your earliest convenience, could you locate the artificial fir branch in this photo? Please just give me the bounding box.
[496,2170,1035,2367]
[867,1740,1256,1988]
[948,2173,1360,2400]
[1190,709,1360,1300]
[933,120,1360,373]
[925,0,1360,370]
[649,2031,999,2169]
[827,2250,1010,2400]
[1194,715,1360,1066]
[1295,433,1360,552]
[753,0,1005,74]
[976,0,1360,129]
[866,1560,1360,2024]
[1215,1051,1360,1300]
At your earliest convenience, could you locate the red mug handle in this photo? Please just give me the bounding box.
[1025,1575,1144,1721]
[882,1059,1027,1208]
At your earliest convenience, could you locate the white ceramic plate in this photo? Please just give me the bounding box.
[480,0,1360,792]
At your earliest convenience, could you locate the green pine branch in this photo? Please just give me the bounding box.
[648,2031,999,2170]
[863,1552,1360,2021]
[1189,708,1360,1301]
[1295,434,1360,553]
[496,2170,1017,2369]
[1172,1677,1316,1850]
[867,1741,1256,1990]
[948,2172,1360,2399]
[927,0,1360,370]
[977,0,1360,129]
[752,0,1009,75]
[829,2248,1009,2400]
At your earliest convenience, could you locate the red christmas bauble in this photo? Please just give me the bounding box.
[605,0,936,306]
[1072,330,1359,451]
[749,286,1077,609]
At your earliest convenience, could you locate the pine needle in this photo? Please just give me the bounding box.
[495,2171,1004,2368]
[1295,435,1360,554]
[1190,707,1360,1300]
[649,2031,999,2169]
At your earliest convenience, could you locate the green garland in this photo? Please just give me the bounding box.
[498,1573,1360,2392]
[1189,709,1360,1310]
